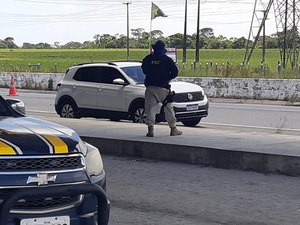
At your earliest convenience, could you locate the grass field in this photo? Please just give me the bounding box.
[0,48,298,79]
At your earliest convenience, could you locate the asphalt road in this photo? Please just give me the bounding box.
[104,155,300,225]
[1,88,300,131]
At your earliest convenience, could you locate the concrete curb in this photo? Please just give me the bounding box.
[82,136,300,176]
[28,115,300,177]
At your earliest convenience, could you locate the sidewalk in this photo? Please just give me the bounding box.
[36,115,300,176]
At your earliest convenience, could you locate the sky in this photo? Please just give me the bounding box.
[0,0,277,46]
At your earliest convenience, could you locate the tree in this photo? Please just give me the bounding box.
[257,35,278,49]
[130,28,150,48]
[200,27,215,38]
[131,28,145,40]
[22,42,35,49]
[35,42,52,49]
[167,33,184,48]
[54,42,60,48]
[276,28,300,48]
[167,33,194,49]
[195,28,216,49]
[231,37,247,49]
[2,28,278,50]
[0,40,7,48]
[62,41,82,49]
[99,34,116,48]
[265,35,278,48]
[93,34,101,46]
[151,30,164,40]
[115,34,127,48]
[216,35,231,49]
[138,31,150,48]
[82,41,95,49]
[4,37,18,48]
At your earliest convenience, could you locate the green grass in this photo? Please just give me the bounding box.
[0,49,147,73]
[0,48,298,79]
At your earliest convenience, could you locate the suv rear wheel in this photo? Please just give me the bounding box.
[131,103,146,123]
[58,100,80,118]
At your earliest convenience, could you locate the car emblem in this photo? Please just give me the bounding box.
[27,174,57,186]
[187,93,193,101]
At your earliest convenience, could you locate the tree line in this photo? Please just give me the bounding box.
[0,27,297,50]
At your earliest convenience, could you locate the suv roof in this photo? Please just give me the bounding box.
[74,61,142,68]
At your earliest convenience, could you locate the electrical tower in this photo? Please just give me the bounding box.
[274,0,300,68]
[244,0,300,69]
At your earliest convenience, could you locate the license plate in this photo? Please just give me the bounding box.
[186,104,198,111]
[20,216,70,225]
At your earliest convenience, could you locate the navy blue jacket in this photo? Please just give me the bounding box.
[142,52,178,88]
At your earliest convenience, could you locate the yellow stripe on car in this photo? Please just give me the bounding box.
[43,135,68,154]
[0,140,16,155]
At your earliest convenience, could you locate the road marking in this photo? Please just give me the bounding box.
[203,122,300,133]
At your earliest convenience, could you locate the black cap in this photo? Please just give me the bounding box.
[152,40,167,54]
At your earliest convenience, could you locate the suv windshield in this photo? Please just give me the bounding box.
[121,66,145,84]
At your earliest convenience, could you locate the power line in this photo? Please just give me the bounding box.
[1,0,278,43]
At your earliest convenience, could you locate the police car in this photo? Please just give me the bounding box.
[0,96,109,225]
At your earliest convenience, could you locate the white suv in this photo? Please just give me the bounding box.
[55,61,209,127]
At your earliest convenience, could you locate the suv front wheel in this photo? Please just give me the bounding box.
[58,99,80,118]
[181,118,201,127]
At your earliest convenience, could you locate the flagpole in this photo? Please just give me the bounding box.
[149,2,153,53]
[149,20,153,52]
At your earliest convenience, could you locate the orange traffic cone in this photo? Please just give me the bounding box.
[9,75,17,96]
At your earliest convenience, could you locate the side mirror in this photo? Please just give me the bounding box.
[113,78,127,85]
[6,99,26,115]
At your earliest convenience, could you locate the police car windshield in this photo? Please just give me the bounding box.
[121,66,145,84]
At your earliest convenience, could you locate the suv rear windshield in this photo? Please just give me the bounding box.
[121,66,145,84]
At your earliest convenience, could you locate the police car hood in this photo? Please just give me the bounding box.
[170,81,203,93]
[0,116,80,155]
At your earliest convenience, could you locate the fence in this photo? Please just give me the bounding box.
[177,61,300,79]
[0,63,75,73]
[1,61,300,79]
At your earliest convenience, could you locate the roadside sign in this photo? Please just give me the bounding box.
[150,47,177,63]
[166,48,177,63]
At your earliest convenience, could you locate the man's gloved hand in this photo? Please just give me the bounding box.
[162,91,175,106]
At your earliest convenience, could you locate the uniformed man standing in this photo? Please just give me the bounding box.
[141,40,182,137]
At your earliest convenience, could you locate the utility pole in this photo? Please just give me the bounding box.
[123,2,132,60]
[283,0,288,68]
[183,0,188,64]
[262,10,267,64]
[195,0,200,63]
[292,0,296,68]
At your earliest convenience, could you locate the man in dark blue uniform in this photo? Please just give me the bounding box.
[142,40,182,137]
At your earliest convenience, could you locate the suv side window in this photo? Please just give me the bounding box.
[73,67,101,83]
[100,67,125,84]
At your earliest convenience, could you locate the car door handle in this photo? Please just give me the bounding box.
[72,85,76,89]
